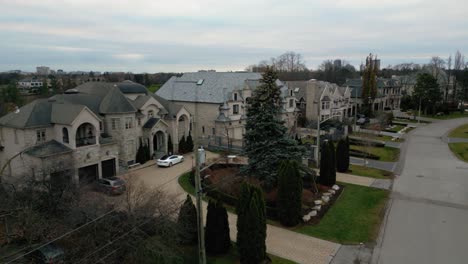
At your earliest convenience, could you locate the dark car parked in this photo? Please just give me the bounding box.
[96,177,126,195]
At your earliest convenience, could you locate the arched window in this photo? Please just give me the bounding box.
[148,110,154,118]
[62,127,69,143]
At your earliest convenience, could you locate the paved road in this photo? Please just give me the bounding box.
[372,118,468,264]
[131,153,340,264]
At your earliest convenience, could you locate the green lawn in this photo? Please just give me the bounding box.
[386,125,405,133]
[148,84,161,93]
[420,111,468,120]
[179,172,195,195]
[351,132,404,142]
[350,145,400,162]
[348,164,394,179]
[294,183,389,244]
[449,143,468,162]
[394,118,431,124]
[449,124,468,138]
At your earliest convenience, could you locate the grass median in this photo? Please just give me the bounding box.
[449,142,468,162]
[350,145,400,162]
[449,124,468,138]
[348,164,394,179]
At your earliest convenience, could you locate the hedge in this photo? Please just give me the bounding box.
[349,150,380,160]
[349,138,385,147]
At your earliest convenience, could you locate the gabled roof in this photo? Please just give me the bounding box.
[143,117,161,129]
[99,86,136,113]
[151,94,183,119]
[25,140,73,158]
[156,72,262,104]
[50,103,87,125]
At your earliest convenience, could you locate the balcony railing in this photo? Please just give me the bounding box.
[76,136,96,147]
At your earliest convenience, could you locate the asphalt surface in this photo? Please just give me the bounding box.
[371,118,468,264]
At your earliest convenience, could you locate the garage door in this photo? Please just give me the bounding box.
[78,164,99,184]
[102,159,116,178]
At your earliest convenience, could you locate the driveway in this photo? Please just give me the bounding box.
[131,152,340,264]
[372,118,468,264]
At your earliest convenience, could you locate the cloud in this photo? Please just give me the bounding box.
[113,53,144,60]
[0,0,467,72]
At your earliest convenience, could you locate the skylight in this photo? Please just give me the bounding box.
[197,79,204,85]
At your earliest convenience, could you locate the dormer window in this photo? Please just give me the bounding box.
[290,90,293,96]
[148,110,154,118]
[234,93,238,101]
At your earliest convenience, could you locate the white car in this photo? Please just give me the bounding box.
[157,155,184,167]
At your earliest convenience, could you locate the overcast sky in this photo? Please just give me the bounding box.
[1,0,467,73]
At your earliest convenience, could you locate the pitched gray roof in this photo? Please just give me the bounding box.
[99,86,136,113]
[118,80,147,94]
[143,117,160,128]
[132,95,153,109]
[0,99,52,128]
[0,81,185,129]
[25,140,73,158]
[156,72,262,104]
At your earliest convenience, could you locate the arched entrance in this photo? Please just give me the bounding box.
[153,131,166,158]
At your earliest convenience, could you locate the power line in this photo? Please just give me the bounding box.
[4,209,117,264]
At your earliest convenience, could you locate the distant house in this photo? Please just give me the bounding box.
[156,72,298,149]
[17,78,44,94]
[286,79,353,125]
[0,81,190,184]
[344,78,402,112]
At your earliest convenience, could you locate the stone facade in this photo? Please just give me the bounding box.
[0,81,189,185]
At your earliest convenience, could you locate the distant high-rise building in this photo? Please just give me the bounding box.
[36,66,50,75]
[333,59,342,68]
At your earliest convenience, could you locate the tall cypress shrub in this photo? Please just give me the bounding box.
[205,200,231,254]
[336,139,349,173]
[345,136,350,171]
[168,135,174,154]
[277,160,303,226]
[186,131,194,152]
[328,141,337,186]
[319,141,330,186]
[179,135,186,154]
[177,195,198,244]
[237,183,266,264]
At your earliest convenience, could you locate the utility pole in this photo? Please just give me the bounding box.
[354,87,358,131]
[193,86,207,264]
[418,97,422,124]
[316,99,321,168]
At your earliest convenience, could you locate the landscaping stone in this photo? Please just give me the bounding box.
[323,192,333,197]
[314,200,323,205]
[302,214,311,222]
[313,205,322,211]
[332,184,340,190]
[308,210,317,217]
[322,196,330,202]
[329,189,336,194]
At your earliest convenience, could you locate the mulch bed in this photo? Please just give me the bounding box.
[302,184,345,226]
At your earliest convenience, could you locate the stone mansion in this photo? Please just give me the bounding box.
[0,81,190,184]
